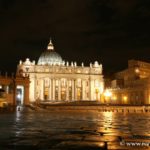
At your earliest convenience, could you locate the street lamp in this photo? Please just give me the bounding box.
[104,89,112,104]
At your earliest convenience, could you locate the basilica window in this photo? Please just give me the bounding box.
[77,88,82,100]
[44,87,48,100]
[61,87,66,100]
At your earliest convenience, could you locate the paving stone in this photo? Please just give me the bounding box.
[84,135,120,142]
[0,110,150,149]
[53,141,106,150]
[50,134,83,141]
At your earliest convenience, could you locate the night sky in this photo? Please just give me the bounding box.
[0,0,150,75]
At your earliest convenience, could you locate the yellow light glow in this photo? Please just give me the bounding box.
[95,88,99,93]
[123,96,127,101]
[104,90,112,97]
[135,68,139,73]
[149,95,150,104]
[112,96,117,100]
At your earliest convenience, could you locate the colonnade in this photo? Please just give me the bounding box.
[38,78,89,101]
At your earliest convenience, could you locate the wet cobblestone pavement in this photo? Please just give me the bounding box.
[0,108,150,150]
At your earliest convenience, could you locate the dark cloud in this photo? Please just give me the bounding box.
[0,0,150,74]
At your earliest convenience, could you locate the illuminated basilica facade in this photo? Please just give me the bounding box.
[17,40,104,103]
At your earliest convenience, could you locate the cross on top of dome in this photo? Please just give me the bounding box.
[47,38,54,50]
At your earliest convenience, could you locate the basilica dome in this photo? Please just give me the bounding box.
[37,40,63,65]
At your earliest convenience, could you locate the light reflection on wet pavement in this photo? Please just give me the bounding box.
[0,108,150,150]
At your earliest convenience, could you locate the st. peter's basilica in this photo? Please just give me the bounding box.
[17,39,104,103]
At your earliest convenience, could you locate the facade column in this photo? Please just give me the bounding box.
[49,79,52,100]
[58,79,61,101]
[40,79,44,100]
[66,80,69,101]
[89,77,92,100]
[52,79,55,100]
[29,77,35,101]
[91,79,95,101]
[51,78,53,101]
[34,76,37,101]
[82,80,85,100]
[72,79,74,100]
[89,78,95,101]
[74,79,77,100]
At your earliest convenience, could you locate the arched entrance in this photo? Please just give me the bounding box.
[61,87,66,100]
[16,85,24,105]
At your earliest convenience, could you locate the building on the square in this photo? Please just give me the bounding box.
[107,60,150,105]
[17,39,104,103]
[0,73,29,106]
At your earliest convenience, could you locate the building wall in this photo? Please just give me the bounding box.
[109,60,150,105]
[0,75,30,106]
